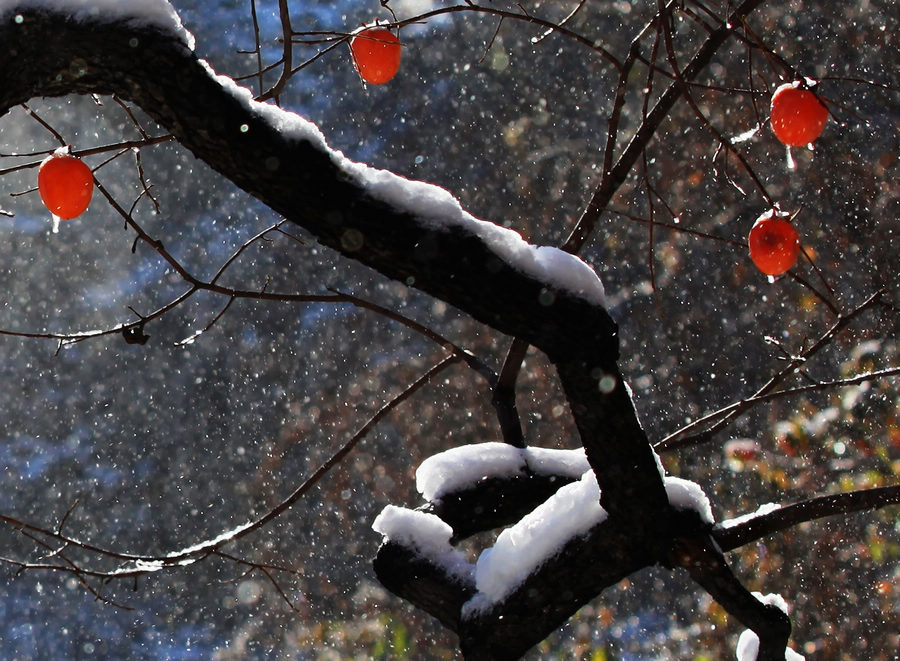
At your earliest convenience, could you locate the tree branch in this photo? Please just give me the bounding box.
[0,4,666,519]
[657,289,887,451]
[669,533,791,661]
[562,0,767,253]
[714,485,900,552]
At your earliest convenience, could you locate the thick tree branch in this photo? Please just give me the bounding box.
[454,506,713,660]
[421,472,580,543]
[669,534,791,661]
[0,6,666,518]
[374,516,663,660]
[378,477,720,660]
[373,541,476,633]
[0,9,607,366]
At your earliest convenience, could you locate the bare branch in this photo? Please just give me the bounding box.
[657,0,774,203]
[491,337,529,448]
[257,0,293,102]
[563,0,767,254]
[714,485,900,552]
[657,289,889,451]
[377,3,622,70]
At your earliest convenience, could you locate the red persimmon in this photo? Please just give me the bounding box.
[770,82,829,147]
[37,152,93,219]
[350,26,402,85]
[748,210,800,276]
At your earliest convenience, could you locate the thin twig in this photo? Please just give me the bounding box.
[656,290,888,451]
[249,0,265,96]
[22,103,66,146]
[562,0,767,254]
[532,0,587,44]
[258,0,294,102]
[657,0,773,204]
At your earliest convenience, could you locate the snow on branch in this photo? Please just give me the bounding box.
[416,441,712,522]
[665,476,714,524]
[373,469,612,621]
[353,165,608,306]
[735,593,806,661]
[0,0,194,47]
[457,473,714,607]
[372,506,474,584]
[713,485,900,552]
[463,469,607,614]
[373,444,729,657]
[719,502,782,530]
[200,60,608,308]
[378,442,716,619]
[415,442,590,502]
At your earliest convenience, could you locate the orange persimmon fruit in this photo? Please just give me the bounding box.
[349,26,402,85]
[748,209,801,276]
[37,152,93,219]
[770,82,829,147]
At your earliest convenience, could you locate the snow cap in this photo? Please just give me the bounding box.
[0,0,195,49]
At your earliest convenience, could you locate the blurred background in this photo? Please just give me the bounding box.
[0,0,897,658]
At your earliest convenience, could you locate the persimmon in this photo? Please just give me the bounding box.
[350,26,402,85]
[770,82,829,146]
[37,152,93,219]
[748,210,800,276]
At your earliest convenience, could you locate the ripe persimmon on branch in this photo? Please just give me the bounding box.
[1,111,496,368]
[0,0,897,659]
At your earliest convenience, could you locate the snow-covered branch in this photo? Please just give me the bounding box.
[0,3,607,348]
[0,1,667,518]
[373,444,719,658]
[714,485,900,552]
